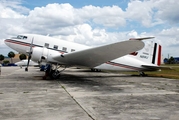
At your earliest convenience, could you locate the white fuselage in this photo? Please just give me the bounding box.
[4,34,159,72]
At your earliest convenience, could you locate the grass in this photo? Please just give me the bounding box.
[122,64,179,80]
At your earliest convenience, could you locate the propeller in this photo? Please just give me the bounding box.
[25,37,34,71]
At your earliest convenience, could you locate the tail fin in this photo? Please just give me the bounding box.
[132,41,162,66]
[152,43,162,66]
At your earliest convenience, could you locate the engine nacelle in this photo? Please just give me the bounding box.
[31,47,60,64]
[31,47,43,62]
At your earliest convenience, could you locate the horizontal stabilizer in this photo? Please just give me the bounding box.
[129,37,155,41]
[142,65,172,71]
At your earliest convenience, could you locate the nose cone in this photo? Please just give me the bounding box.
[4,39,10,47]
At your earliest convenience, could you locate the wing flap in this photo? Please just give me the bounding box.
[53,40,144,67]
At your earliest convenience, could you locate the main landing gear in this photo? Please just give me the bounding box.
[91,68,101,72]
[43,64,66,80]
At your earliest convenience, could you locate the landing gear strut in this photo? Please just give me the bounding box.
[139,72,147,77]
[43,64,66,80]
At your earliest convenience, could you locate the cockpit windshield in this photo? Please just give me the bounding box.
[16,35,28,39]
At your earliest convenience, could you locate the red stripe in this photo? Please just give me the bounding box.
[157,45,161,66]
[106,61,142,71]
[5,40,31,46]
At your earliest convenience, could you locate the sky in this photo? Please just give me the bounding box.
[0,0,179,58]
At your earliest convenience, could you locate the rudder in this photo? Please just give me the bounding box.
[152,43,162,66]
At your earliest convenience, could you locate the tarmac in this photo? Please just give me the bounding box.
[0,66,179,120]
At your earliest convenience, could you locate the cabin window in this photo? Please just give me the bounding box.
[62,47,67,52]
[71,49,75,52]
[44,43,49,48]
[53,45,58,50]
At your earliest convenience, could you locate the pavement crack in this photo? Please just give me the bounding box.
[56,80,95,120]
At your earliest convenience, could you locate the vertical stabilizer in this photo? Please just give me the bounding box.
[132,41,162,66]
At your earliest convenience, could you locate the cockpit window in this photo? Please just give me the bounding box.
[17,35,27,39]
[23,36,27,39]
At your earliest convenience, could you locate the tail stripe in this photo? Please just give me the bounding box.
[157,45,161,66]
[152,43,157,64]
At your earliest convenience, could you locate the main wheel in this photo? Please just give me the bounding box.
[50,70,60,79]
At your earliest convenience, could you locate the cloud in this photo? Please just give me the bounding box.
[0,0,29,17]
[53,24,109,46]
[79,5,126,27]
[125,0,154,27]
[26,3,80,29]
[125,0,179,27]
[0,0,179,57]
[0,0,28,37]
[24,3,126,33]
[154,0,179,24]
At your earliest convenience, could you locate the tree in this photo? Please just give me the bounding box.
[8,51,15,63]
[0,54,4,64]
[168,56,175,64]
[19,54,27,60]
[3,60,10,65]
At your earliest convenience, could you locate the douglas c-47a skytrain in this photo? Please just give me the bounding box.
[4,34,162,79]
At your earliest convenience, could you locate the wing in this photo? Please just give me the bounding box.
[53,40,144,67]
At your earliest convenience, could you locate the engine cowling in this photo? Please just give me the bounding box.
[31,47,44,62]
[31,47,61,64]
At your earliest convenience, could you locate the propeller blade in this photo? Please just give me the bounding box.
[25,37,34,71]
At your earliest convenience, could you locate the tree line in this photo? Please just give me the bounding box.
[164,57,178,64]
[0,51,27,64]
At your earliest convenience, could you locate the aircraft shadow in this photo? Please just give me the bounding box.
[57,74,124,93]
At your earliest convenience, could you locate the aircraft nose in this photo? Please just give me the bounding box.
[4,39,10,46]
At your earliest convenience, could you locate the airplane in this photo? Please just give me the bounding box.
[15,60,39,67]
[4,34,162,79]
